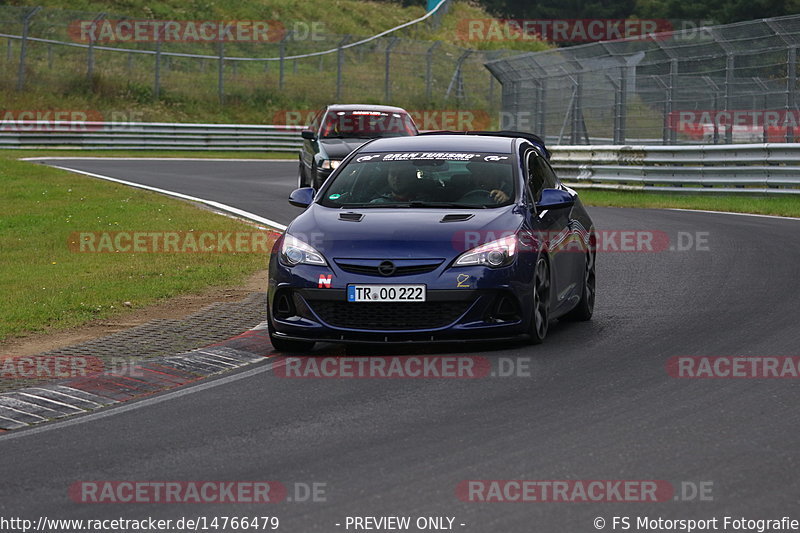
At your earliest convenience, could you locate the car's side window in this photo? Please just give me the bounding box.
[310,108,324,134]
[526,152,545,202]
[533,154,558,188]
[539,157,559,189]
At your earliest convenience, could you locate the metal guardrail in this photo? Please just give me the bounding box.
[551,144,800,193]
[0,121,304,151]
[2,122,798,193]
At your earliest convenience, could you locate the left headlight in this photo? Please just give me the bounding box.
[280,234,327,266]
[320,160,341,170]
[454,234,518,268]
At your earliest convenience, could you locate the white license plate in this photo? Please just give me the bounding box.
[347,284,426,302]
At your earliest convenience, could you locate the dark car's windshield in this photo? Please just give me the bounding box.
[318,152,516,209]
[320,110,417,139]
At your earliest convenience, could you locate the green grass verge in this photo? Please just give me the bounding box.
[0,1,547,126]
[1,149,294,159]
[0,153,270,341]
[579,189,800,218]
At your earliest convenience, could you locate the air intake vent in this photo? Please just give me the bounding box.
[339,212,364,222]
[440,213,474,223]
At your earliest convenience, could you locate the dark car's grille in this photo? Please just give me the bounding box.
[306,300,470,330]
[336,263,441,276]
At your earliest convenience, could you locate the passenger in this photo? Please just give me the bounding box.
[371,166,422,203]
[466,161,512,203]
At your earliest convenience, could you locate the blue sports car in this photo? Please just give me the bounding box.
[267,131,596,351]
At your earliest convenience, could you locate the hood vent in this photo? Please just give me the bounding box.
[339,212,364,222]
[440,213,474,223]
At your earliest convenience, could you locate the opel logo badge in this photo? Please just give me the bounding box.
[377,261,396,276]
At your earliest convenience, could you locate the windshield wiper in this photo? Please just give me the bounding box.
[322,134,373,139]
[333,201,487,209]
[408,201,487,209]
[334,203,398,208]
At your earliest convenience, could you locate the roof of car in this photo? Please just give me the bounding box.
[419,130,550,158]
[326,104,410,114]
[361,134,515,153]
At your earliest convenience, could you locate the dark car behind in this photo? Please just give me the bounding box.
[298,104,418,189]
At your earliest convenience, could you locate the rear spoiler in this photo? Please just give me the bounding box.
[417,130,550,160]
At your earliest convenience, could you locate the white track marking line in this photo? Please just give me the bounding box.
[46,164,287,231]
[0,358,285,442]
[665,208,800,221]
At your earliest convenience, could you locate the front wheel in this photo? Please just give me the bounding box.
[528,257,550,344]
[298,161,308,188]
[267,310,315,353]
[562,251,595,322]
[311,162,322,190]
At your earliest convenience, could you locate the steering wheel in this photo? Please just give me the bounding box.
[458,189,494,204]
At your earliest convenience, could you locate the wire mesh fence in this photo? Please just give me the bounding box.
[0,4,514,124]
[486,15,800,145]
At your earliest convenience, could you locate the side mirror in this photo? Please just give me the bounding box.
[301,130,315,140]
[289,187,315,208]
[536,188,574,210]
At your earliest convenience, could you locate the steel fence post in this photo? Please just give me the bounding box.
[668,58,678,144]
[17,7,41,91]
[786,46,796,143]
[384,37,399,101]
[724,53,734,143]
[279,31,291,90]
[336,35,349,101]
[86,13,106,81]
[425,42,440,102]
[619,67,627,144]
[218,41,225,105]
[538,79,547,138]
[154,38,162,101]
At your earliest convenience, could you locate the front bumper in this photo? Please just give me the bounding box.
[269,285,531,344]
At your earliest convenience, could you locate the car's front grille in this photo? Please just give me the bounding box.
[336,263,441,276]
[306,300,471,330]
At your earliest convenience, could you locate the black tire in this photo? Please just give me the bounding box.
[298,160,308,188]
[311,162,321,189]
[267,310,315,353]
[528,257,550,345]
[562,251,595,322]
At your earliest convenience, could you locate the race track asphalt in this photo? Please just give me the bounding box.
[1,158,798,532]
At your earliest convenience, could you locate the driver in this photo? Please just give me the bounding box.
[466,161,512,203]
[371,165,423,203]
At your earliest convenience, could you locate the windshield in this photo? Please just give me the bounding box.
[320,110,417,139]
[318,152,516,209]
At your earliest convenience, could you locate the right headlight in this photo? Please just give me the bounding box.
[280,234,326,266]
[454,234,518,268]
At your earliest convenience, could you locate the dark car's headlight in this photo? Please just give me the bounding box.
[280,234,327,266]
[320,160,341,170]
[454,234,518,268]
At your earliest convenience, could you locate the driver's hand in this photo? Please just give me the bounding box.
[489,189,509,203]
